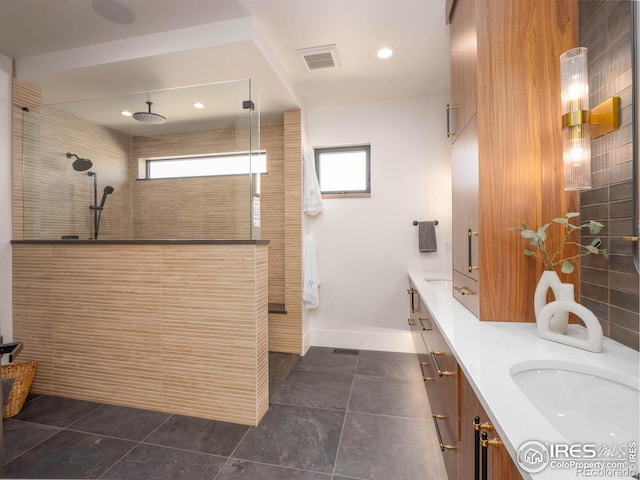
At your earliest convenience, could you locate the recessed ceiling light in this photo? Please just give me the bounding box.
[377,47,395,59]
[193,102,205,109]
[121,110,132,117]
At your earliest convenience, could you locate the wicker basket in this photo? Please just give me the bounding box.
[2,361,37,419]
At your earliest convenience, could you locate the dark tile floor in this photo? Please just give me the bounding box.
[2,347,447,480]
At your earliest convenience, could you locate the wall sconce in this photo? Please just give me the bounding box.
[560,47,620,191]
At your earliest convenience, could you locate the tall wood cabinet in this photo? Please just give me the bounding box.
[448,0,579,321]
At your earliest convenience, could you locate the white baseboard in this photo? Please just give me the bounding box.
[302,330,312,355]
[310,328,415,353]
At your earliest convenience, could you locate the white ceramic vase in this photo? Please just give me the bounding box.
[534,270,574,334]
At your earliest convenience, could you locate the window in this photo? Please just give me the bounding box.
[314,145,371,196]
[141,152,266,180]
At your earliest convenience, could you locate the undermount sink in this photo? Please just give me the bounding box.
[510,360,639,443]
[424,277,452,286]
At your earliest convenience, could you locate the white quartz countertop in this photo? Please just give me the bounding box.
[408,272,639,480]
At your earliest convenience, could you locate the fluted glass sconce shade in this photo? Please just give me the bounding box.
[559,47,620,191]
[563,124,592,190]
[560,47,592,191]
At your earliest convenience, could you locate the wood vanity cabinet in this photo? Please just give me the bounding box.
[447,0,579,322]
[408,281,458,479]
[459,370,523,480]
[427,322,458,480]
[407,284,432,385]
[406,283,523,479]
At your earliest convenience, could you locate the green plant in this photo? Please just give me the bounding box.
[508,212,609,274]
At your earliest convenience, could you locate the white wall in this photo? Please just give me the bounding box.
[304,95,452,353]
[0,54,12,345]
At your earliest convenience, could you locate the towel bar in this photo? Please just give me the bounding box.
[413,220,439,226]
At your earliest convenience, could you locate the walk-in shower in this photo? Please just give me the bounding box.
[19,79,261,241]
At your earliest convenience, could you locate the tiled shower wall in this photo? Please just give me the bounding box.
[579,0,639,351]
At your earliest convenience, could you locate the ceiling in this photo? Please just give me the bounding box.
[0,0,450,128]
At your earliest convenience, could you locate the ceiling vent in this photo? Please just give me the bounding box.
[295,44,341,71]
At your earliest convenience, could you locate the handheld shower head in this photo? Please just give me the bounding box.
[66,152,93,172]
[100,185,115,208]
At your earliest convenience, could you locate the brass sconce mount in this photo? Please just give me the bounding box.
[562,96,620,139]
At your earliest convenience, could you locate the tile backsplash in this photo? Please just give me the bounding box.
[579,0,639,351]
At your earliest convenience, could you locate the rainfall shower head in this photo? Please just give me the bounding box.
[66,152,93,172]
[132,101,166,124]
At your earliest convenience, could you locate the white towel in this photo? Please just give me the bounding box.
[303,150,323,216]
[303,233,321,309]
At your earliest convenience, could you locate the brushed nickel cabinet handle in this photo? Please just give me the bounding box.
[623,236,639,241]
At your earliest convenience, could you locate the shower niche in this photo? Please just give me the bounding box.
[19,79,261,241]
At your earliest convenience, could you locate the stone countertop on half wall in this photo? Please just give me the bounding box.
[11,239,270,245]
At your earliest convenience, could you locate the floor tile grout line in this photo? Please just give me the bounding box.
[268,399,348,413]
[138,413,175,444]
[2,424,61,466]
[218,456,337,478]
[270,393,430,422]
[330,352,360,478]
[224,423,253,461]
[138,440,232,459]
[60,401,106,430]
[96,438,141,480]
[211,456,233,480]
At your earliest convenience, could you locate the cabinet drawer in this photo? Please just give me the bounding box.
[453,270,479,316]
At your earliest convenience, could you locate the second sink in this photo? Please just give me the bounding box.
[510,360,639,444]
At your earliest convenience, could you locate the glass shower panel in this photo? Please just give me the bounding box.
[249,79,261,240]
[19,79,260,240]
[21,105,98,240]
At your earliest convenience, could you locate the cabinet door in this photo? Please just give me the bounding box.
[449,0,477,141]
[459,370,523,480]
[452,115,480,314]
